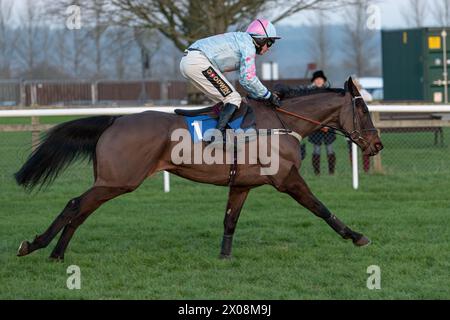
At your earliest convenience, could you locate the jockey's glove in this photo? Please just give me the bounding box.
[268,91,282,108]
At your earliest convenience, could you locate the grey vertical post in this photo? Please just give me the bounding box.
[161,81,168,104]
[19,80,26,107]
[91,81,98,105]
[372,112,384,174]
[30,83,38,106]
[31,116,40,152]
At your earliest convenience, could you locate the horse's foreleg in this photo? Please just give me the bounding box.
[220,187,250,259]
[279,167,370,246]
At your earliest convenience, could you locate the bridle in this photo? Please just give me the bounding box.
[348,96,378,145]
[274,95,377,146]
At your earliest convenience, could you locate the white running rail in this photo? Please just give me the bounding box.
[1,104,450,191]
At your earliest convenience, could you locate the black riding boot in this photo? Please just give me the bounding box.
[209,103,237,144]
[312,154,321,176]
[300,143,306,160]
[328,153,336,175]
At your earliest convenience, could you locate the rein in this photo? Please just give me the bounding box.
[274,95,376,145]
[275,108,329,133]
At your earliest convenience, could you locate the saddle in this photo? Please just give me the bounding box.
[175,101,256,143]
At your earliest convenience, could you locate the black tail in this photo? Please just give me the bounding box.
[15,115,119,190]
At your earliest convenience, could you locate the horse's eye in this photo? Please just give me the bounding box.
[358,102,369,113]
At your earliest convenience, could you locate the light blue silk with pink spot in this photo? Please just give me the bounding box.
[188,32,270,100]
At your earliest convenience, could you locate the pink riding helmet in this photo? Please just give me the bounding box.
[246,19,281,39]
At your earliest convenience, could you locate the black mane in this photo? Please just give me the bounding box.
[287,88,346,98]
[247,87,346,105]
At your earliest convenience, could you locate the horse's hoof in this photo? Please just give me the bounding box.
[17,240,30,257]
[219,253,232,260]
[353,235,371,247]
[48,255,64,263]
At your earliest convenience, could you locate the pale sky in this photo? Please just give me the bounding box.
[278,0,427,29]
[4,0,444,29]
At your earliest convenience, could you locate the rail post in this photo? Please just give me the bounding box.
[19,80,26,107]
[91,81,98,105]
[372,112,385,174]
[352,142,359,190]
[31,116,40,152]
[30,83,38,107]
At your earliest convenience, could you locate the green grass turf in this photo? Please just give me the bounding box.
[0,120,449,299]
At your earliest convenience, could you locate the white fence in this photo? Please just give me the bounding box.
[1,105,450,191]
[0,106,203,117]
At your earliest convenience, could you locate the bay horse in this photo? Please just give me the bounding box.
[15,77,383,261]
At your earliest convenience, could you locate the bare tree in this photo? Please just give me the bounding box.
[103,27,138,79]
[431,0,450,26]
[111,28,130,79]
[111,0,356,51]
[133,27,162,79]
[89,0,109,78]
[46,25,88,78]
[0,0,16,78]
[402,0,428,27]
[46,0,111,78]
[40,23,53,76]
[14,0,43,77]
[46,0,96,78]
[341,0,380,77]
[307,10,332,73]
[53,29,69,75]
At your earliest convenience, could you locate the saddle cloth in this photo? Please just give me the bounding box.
[177,103,256,143]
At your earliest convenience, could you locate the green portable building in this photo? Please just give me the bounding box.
[382,28,450,102]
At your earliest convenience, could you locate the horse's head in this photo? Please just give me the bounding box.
[339,77,384,156]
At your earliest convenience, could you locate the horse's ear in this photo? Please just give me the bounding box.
[346,76,356,96]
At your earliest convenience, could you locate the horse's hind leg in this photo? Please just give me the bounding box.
[48,186,132,260]
[17,186,131,258]
[17,196,83,257]
[278,167,370,246]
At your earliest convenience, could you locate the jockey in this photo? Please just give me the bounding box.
[180,18,281,142]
